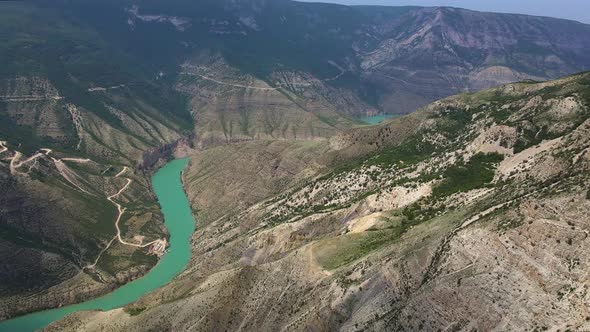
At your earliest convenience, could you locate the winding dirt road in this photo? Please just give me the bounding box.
[0,141,8,154]
[85,166,166,269]
[8,149,52,175]
[1,144,166,269]
[107,166,165,248]
[84,166,165,269]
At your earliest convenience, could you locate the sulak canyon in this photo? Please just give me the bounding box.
[1,0,590,331]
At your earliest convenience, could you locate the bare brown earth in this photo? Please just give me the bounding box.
[44,73,590,331]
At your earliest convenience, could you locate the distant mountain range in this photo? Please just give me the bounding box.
[5,1,590,118]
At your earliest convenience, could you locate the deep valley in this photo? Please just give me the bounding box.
[1,0,590,331]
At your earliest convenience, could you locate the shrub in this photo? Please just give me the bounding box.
[433,152,504,197]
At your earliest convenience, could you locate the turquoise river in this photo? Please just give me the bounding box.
[0,158,195,332]
[359,114,401,125]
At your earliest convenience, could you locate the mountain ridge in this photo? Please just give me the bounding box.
[44,71,590,332]
[2,0,590,327]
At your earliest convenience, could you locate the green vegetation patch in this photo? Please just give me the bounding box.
[124,306,146,316]
[314,213,423,270]
[433,152,504,197]
[329,135,437,176]
[435,107,472,134]
[368,137,436,166]
[315,229,393,270]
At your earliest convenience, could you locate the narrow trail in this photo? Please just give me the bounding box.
[51,158,94,196]
[85,166,166,269]
[114,166,129,178]
[460,193,533,230]
[12,149,51,167]
[0,141,167,272]
[7,151,21,174]
[1,143,165,270]
[182,71,350,90]
[87,84,126,92]
[377,73,419,87]
[181,72,279,90]
[320,63,348,82]
[3,146,102,266]
[85,236,117,270]
[6,145,90,186]
[61,158,91,163]
[65,104,84,150]
[0,141,8,154]
[460,201,511,229]
[0,95,64,102]
[180,63,348,91]
[8,149,52,175]
[108,167,165,247]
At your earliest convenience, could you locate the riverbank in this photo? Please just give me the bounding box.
[0,158,195,332]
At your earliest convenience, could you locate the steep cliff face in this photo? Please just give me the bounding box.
[176,57,364,144]
[46,73,590,331]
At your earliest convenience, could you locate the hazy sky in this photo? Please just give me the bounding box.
[298,0,590,24]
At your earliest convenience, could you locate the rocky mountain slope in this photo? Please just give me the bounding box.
[0,4,192,319]
[46,73,590,331]
[0,76,189,318]
[356,6,590,114]
[30,0,590,118]
[177,56,363,144]
[2,0,590,326]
